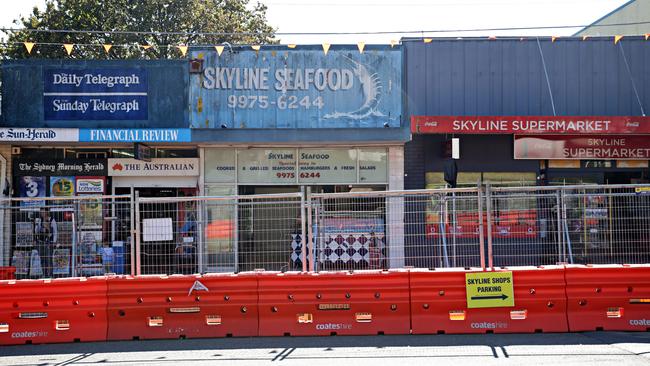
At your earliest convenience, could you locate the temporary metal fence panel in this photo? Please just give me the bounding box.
[136,192,304,275]
[488,184,650,267]
[309,188,485,271]
[2,184,650,278]
[1,195,133,279]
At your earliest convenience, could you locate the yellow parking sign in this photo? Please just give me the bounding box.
[465,271,515,308]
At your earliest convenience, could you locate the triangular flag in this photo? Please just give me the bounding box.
[357,42,365,53]
[551,36,558,43]
[63,43,74,55]
[287,44,297,49]
[215,45,224,56]
[645,33,649,41]
[423,38,432,43]
[141,44,152,50]
[614,35,623,44]
[177,45,188,56]
[390,40,398,48]
[582,36,589,41]
[23,42,35,54]
[322,43,330,55]
[187,280,210,296]
[103,44,112,53]
[251,45,261,51]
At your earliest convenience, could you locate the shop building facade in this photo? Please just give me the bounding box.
[403,36,650,189]
[0,46,407,274]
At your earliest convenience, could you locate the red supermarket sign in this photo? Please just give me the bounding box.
[514,135,650,160]
[412,116,650,134]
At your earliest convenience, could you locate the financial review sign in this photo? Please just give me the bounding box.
[189,47,401,129]
[43,68,148,120]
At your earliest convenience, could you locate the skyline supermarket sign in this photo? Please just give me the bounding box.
[189,47,401,129]
[411,116,650,134]
[43,68,148,120]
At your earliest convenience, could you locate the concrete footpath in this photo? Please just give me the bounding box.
[1,332,650,366]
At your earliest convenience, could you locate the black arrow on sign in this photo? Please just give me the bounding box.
[471,294,509,300]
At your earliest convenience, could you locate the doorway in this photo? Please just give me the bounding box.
[237,186,301,272]
[116,187,197,274]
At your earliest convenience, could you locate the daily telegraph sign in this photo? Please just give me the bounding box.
[412,116,650,134]
[189,48,401,129]
[43,68,148,120]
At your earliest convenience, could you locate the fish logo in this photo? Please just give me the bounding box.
[323,55,387,121]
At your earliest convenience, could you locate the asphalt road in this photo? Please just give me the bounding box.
[1,332,650,366]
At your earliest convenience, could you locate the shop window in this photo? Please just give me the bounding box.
[425,172,535,189]
[20,148,65,159]
[156,149,198,158]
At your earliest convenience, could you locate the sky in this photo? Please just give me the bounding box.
[0,0,631,45]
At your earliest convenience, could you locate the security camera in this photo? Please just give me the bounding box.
[383,122,390,128]
[220,123,228,129]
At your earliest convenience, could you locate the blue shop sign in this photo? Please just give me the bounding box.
[189,48,401,129]
[79,128,191,143]
[43,68,148,120]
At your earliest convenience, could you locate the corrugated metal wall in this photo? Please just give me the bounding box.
[404,37,649,117]
[1,60,188,128]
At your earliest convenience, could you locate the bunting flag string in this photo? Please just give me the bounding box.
[63,43,73,55]
[322,43,330,55]
[3,33,649,58]
[23,41,34,54]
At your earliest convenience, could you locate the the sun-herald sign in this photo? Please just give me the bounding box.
[43,68,148,120]
[412,116,650,134]
[514,135,650,160]
[0,128,78,142]
[189,48,401,129]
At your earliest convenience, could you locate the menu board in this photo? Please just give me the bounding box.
[204,149,236,183]
[237,149,296,184]
[298,149,357,183]
[359,148,388,183]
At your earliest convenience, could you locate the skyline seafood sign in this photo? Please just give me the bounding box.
[189,47,401,129]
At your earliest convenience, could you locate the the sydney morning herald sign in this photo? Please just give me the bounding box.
[43,68,148,120]
[189,48,401,129]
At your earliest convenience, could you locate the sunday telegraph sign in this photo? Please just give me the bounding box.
[43,68,148,120]
[412,116,650,134]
